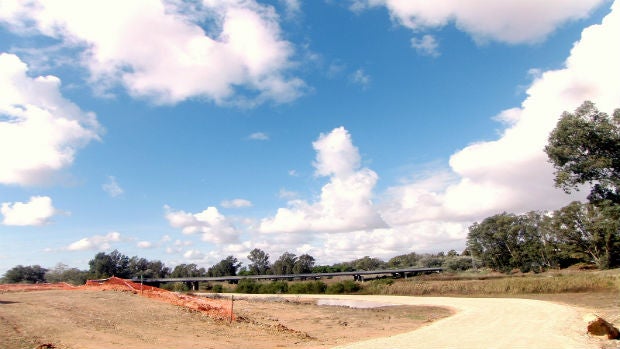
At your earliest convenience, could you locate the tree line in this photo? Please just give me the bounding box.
[1,248,474,285]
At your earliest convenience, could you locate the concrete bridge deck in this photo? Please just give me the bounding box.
[132,267,442,284]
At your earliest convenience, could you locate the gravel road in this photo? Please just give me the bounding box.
[250,294,598,349]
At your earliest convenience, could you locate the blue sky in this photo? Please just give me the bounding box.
[1,0,619,275]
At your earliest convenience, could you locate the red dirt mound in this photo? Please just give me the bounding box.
[1,277,234,321]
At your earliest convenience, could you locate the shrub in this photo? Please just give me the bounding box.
[236,279,260,293]
[361,278,394,294]
[161,282,190,292]
[327,280,361,294]
[212,284,223,293]
[259,281,288,294]
[443,256,474,272]
[288,281,327,294]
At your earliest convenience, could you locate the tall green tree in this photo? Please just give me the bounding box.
[545,101,620,204]
[128,257,170,278]
[293,254,315,274]
[170,263,206,278]
[466,213,553,272]
[208,256,241,277]
[271,252,297,275]
[550,201,620,269]
[247,248,271,275]
[88,250,131,278]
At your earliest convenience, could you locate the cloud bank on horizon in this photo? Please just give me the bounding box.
[0,0,619,269]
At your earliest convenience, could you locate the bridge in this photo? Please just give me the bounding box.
[133,267,442,288]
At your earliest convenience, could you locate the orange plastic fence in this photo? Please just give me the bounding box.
[1,277,234,321]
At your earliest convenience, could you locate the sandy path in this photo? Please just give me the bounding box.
[241,294,597,349]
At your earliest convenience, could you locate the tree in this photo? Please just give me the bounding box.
[247,248,271,275]
[88,250,131,279]
[271,252,297,275]
[545,101,620,204]
[388,252,420,268]
[351,256,385,271]
[1,265,47,283]
[467,213,524,272]
[293,254,315,274]
[45,263,88,285]
[550,201,620,269]
[127,257,169,278]
[208,256,241,277]
[170,263,206,278]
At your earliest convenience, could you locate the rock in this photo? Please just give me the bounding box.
[583,313,620,340]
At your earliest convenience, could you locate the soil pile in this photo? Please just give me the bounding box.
[584,313,620,339]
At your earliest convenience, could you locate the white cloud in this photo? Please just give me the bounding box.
[357,0,606,44]
[248,132,270,141]
[0,53,102,186]
[165,205,240,244]
[280,0,301,19]
[137,241,153,249]
[0,0,305,106]
[66,231,122,251]
[260,127,387,233]
[278,188,298,199]
[350,69,371,89]
[102,176,124,197]
[410,34,440,57]
[183,249,205,260]
[221,198,253,208]
[382,0,620,225]
[1,196,57,226]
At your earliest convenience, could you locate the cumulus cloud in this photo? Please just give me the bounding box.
[102,176,124,197]
[259,127,387,233]
[0,0,305,106]
[1,196,57,226]
[355,0,605,44]
[382,1,620,225]
[0,53,102,186]
[66,231,122,251]
[410,34,440,57]
[165,205,240,244]
[221,199,253,209]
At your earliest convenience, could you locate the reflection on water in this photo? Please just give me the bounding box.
[317,299,396,309]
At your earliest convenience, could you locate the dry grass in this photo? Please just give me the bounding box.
[376,269,620,296]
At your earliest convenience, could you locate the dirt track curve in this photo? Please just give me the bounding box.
[246,294,598,349]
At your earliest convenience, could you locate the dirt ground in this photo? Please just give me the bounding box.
[0,290,450,349]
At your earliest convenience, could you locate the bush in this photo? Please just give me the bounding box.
[443,256,475,272]
[161,282,190,292]
[259,281,288,294]
[327,280,361,294]
[236,279,261,293]
[288,281,327,294]
[212,284,223,293]
[360,278,393,294]
[326,282,344,294]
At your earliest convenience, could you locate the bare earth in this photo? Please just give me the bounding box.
[0,290,449,349]
[0,290,613,349]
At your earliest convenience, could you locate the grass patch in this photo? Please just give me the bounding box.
[374,269,620,296]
